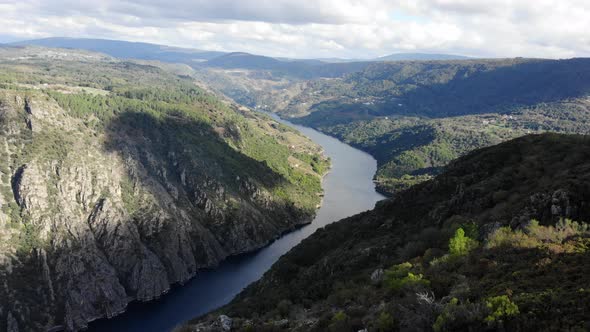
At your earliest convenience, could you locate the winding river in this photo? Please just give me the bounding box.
[87,114,385,332]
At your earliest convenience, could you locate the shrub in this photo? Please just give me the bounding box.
[329,311,351,332]
[485,227,539,249]
[332,311,348,322]
[277,299,292,317]
[376,312,396,332]
[484,295,519,324]
[433,298,486,332]
[461,222,479,240]
[449,228,478,256]
[486,219,590,251]
[527,218,589,243]
[384,262,430,292]
[397,227,445,260]
[433,298,458,332]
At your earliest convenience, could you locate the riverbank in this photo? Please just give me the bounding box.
[86,114,385,332]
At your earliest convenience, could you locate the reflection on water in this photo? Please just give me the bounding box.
[88,115,385,332]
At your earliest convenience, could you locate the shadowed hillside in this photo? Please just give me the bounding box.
[0,46,329,331]
[261,58,590,195]
[187,133,590,332]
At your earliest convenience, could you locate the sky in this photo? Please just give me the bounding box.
[0,0,589,59]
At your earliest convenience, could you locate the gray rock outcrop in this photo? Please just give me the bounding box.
[218,315,232,331]
[0,89,321,331]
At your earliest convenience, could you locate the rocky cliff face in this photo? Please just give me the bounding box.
[0,51,327,332]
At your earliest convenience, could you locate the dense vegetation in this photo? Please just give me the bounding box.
[188,134,590,331]
[284,58,590,121]
[255,58,590,195]
[203,52,371,80]
[0,46,330,331]
[180,56,590,195]
[0,46,329,210]
[320,100,590,194]
[7,42,590,331]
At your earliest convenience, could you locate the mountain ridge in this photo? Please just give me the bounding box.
[11,37,475,67]
[374,52,471,61]
[10,37,226,62]
[186,133,590,331]
[258,58,590,194]
[0,46,329,331]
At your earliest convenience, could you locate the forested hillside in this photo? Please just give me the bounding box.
[286,58,590,122]
[203,52,371,80]
[0,46,328,331]
[265,58,590,194]
[188,134,590,332]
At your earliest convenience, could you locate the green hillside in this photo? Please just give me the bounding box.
[187,134,590,332]
[0,46,329,331]
[270,58,590,194]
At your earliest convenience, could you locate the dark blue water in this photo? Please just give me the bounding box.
[87,115,385,332]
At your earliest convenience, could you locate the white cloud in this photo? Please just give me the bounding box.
[0,0,589,59]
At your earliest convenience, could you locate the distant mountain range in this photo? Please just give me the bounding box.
[373,52,471,61]
[205,52,284,69]
[8,37,476,87]
[201,51,372,79]
[314,53,471,63]
[7,37,366,79]
[11,37,473,66]
[9,37,225,62]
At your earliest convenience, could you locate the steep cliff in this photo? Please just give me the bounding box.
[0,47,328,331]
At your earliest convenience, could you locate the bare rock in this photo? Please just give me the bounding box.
[0,90,318,331]
[218,315,232,331]
[371,268,384,284]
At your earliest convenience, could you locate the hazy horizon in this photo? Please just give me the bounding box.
[4,36,483,60]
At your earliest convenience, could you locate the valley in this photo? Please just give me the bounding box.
[188,133,590,331]
[86,112,384,332]
[0,37,589,332]
[192,58,590,195]
[0,46,330,331]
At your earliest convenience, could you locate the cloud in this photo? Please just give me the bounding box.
[30,0,388,25]
[0,0,589,59]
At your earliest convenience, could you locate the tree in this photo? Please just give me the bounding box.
[485,295,519,324]
[377,312,396,332]
[449,228,478,256]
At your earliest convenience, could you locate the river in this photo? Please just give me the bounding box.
[87,114,385,332]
